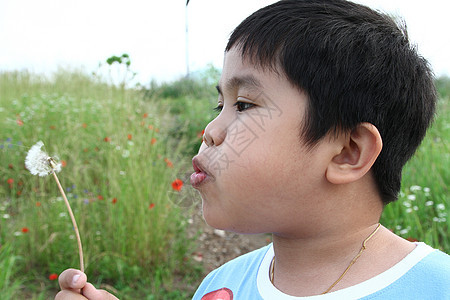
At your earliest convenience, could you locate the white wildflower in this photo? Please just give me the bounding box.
[425,201,434,206]
[410,185,421,192]
[122,150,130,158]
[25,141,61,176]
[407,195,416,201]
[423,187,431,193]
[436,204,445,210]
[2,214,10,219]
[403,201,411,208]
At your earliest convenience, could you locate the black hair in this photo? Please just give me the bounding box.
[226,0,436,205]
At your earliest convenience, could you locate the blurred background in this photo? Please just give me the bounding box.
[1,0,449,83]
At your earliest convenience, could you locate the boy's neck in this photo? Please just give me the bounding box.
[271,221,415,296]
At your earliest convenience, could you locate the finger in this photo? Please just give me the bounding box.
[82,283,119,300]
[58,269,87,291]
[55,290,88,300]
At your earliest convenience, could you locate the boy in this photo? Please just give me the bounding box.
[57,0,449,299]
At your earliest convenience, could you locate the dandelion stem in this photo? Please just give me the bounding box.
[51,171,84,273]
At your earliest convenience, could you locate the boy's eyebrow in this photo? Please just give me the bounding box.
[216,75,263,96]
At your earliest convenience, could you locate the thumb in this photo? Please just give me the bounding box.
[59,269,87,291]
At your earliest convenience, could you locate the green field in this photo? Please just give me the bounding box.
[0,69,448,299]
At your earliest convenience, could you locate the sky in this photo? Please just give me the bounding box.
[0,0,449,84]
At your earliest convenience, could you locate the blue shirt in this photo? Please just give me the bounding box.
[193,242,450,299]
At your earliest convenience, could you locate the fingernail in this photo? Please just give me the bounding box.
[72,274,81,285]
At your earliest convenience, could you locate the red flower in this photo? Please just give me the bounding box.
[61,160,67,167]
[7,178,14,185]
[8,164,13,169]
[149,203,155,209]
[151,138,157,145]
[36,202,42,207]
[127,134,132,140]
[148,125,154,130]
[197,129,205,139]
[171,179,183,191]
[97,195,104,200]
[49,273,58,280]
[16,119,23,126]
[104,137,111,142]
[143,113,148,118]
[164,158,173,168]
[82,123,87,128]
[112,198,117,204]
[21,227,29,233]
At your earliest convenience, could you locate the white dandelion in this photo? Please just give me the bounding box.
[25,141,84,272]
[25,141,61,176]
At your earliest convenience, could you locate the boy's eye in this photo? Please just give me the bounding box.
[213,105,223,113]
[234,101,254,112]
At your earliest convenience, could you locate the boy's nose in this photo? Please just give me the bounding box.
[203,118,227,147]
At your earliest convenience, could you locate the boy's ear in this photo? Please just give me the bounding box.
[326,123,382,184]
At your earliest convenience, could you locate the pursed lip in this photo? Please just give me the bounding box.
[191,156,213,188]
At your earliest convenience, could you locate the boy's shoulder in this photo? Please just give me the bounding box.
[192,244,271,300]
[410,246,450,279]
[350,243,450,299]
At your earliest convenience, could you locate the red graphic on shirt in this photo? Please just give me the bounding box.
[201,287,233,300]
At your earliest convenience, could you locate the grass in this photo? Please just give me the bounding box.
[0,69,448,298]
[381,86,449,251]
[0,70,205,299]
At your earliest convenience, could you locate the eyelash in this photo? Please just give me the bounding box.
[213,101,255,113]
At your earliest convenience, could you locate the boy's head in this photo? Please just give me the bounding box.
[225,0,437,205]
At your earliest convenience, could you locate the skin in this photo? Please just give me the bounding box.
[55,47,415,298]
[194,47,415,296]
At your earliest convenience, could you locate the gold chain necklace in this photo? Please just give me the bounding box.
[269,223,381,294]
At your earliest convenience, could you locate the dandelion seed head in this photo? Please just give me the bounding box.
[25,141,62,176]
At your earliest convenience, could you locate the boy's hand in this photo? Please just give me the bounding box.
[55,269,119,300]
